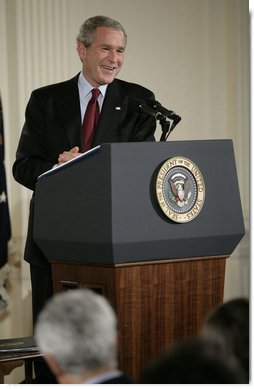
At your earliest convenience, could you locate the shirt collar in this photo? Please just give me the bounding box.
[78,72,108,100]
[83,369,122,384]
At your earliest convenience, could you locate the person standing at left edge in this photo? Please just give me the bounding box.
[13,16,156,331]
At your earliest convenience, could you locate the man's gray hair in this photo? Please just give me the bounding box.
[77,15,127,47]
[35,289,118,374]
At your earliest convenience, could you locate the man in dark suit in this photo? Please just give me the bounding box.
[35,288,134,384]
[12,15,156,328]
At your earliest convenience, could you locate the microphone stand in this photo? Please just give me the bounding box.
[159,116,171,141]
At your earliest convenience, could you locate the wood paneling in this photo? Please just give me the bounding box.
[51,256,226,380]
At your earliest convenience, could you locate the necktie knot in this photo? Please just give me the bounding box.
[90,88,100,102]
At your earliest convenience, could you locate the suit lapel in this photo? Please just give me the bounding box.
[92,80,127,146]
[57,75,83,149]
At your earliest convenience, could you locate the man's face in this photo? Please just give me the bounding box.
[78,26,126,87]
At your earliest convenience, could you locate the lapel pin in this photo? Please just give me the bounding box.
[115,106,121,110]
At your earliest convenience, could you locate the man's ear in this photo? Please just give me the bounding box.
[76,41,86,62]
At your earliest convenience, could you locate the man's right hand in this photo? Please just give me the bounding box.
[58,146,82,164]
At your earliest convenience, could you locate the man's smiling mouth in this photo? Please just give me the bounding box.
[102,65,117,71]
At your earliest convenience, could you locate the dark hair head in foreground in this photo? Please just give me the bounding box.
[201,297,249,379]
[140,339,246,384]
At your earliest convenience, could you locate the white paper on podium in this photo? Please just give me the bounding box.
[37,145,101,181]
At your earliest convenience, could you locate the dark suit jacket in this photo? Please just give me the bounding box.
[13,73,156,267]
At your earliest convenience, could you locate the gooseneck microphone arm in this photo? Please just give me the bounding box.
[136,99,181,141]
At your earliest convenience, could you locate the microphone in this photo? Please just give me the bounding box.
[134,97,182,141]
[136,99,165,120]
[145,99,181,123]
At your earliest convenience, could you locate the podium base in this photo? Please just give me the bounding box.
[50,256,226,381]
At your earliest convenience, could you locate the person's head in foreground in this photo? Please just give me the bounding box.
[35,288,129,384]
[200,297,249,381]
[139,338,246,384]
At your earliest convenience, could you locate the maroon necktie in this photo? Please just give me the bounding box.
[82,88,100,152]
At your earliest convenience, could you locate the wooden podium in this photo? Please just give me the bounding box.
[33,141,244,380]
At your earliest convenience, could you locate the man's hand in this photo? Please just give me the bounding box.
[58,146,81,164]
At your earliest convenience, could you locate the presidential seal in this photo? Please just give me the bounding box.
[156,156,205,223]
